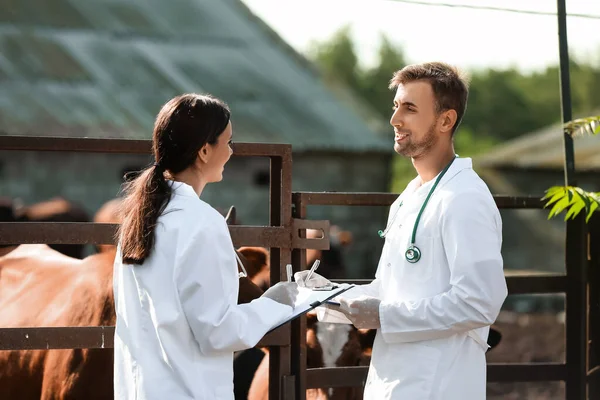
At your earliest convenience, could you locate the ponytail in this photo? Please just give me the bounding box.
[117,165,171,264]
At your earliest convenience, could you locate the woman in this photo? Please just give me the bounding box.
[113,94,297,399]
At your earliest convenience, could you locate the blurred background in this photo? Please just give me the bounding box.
[1,1,599,397]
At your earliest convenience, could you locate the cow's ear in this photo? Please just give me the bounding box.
[357,328,376,351]
[237,247,269,278]
[487,327,502,351]
[306,311,318,330]
[225,206,236,225]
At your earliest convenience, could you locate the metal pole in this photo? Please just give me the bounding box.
[557,0,574,186]
[557,1,588,399]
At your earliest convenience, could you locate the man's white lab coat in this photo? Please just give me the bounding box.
[319,157,508,399]
[113,181,292,399]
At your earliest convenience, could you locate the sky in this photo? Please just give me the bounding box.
[241,0,600,73]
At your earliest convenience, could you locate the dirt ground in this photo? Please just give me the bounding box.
[486,311,566,399]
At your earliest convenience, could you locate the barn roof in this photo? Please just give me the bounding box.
[476,115,600,170]
[0,0,391,153]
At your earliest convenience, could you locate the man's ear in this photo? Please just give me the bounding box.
[439,109,458,134]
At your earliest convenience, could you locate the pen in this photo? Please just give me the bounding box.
[286,264,293,283]
[305,259,320,282]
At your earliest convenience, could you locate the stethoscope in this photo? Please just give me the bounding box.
[378,156,457,264]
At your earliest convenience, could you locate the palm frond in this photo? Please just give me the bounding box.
[564,115,600,137]
[542,186,600,222]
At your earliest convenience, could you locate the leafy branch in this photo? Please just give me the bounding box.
[543,186,600,222]
[564,115,600,137]
[542,115,600,222]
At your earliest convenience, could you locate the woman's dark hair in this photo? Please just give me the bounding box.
[118,94,231,264]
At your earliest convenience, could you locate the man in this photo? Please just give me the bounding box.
[295,62,508,399]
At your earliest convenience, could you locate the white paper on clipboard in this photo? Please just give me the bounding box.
[267,284,355,333]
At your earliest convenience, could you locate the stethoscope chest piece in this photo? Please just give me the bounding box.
[405,245,421,263]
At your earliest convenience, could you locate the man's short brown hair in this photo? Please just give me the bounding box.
[389,62,469,134]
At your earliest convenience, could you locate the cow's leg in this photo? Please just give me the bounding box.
[66,349,114,400]
[41,349,111,400]
[247,351,270,400]
[234,347,266,399]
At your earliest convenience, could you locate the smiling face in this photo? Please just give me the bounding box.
[390,80,439,159]
[388,62,469,161]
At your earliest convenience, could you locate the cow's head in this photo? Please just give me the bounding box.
[306,312,375,399]
[0,197,20,252]
[236,246,270,291]
[93,198,124,254]
[25,198,90,259]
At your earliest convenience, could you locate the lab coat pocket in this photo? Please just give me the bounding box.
[405,235,437,283]
[372,341,442,399]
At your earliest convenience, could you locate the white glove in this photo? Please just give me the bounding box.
[261,282,298,308]
[327,296,381,329]
[293,271,331,289]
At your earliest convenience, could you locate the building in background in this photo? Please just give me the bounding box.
[475,119,600,312]
[0,0,393,277]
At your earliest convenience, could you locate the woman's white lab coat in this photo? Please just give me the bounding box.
[319,157,508,399]
[113,182,292,400]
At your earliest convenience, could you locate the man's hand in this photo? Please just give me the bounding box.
[327,296,381,329]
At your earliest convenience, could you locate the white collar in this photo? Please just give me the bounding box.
[169,180,199,198]
[403,157,472,198]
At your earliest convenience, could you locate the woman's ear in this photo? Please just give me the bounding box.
[197,144,211,164]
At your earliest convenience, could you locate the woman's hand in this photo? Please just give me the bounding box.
[261,282,298,307]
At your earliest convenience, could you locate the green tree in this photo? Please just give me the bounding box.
[464,69,541,140]
[358,35,408,119]
[308,25,360,90]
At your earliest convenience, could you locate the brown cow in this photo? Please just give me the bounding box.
[0,243,114,399]
[0,199,271,400]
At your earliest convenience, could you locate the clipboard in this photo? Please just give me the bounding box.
[267,284,355,333]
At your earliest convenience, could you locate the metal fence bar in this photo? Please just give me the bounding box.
[293,192,545,209]
[291,195,308,400]
[305,363,567,388]
[0,326,290,350]
[0,135,290,158]
[565,215,588,400]
[488,363,567,382]
[0,222,293,248]
[332,275,568,295]
[588,216,600,397]
[267,152,292,400]
[279,149,296,399]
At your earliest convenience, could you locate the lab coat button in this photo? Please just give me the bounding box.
[386,263,391,268]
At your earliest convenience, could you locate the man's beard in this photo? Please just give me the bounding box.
[394,123,438,158]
